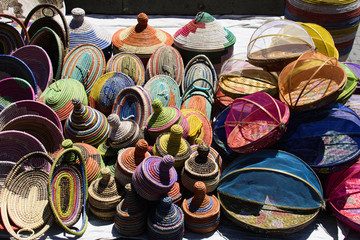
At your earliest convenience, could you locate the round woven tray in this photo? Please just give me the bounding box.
[0,13,28,54]
[0,77,35,109]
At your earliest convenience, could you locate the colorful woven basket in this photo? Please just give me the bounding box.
[182,181,220,233]
[88,168,123,220]
[181,143,220,193]
[144,75,182,108]
[146,45,184,86]
[64,98,110,148]
[115,139,151,186]
[190,144,223,174]
[278,103,360,173]
[247,19,315,72]
[106,52,146,86]
[89,71,135,116]
[112,13,173,65]
[173,11,236,69]
[2,114,64,155]
[107,113,143,150]
[48,139,88,236]
[112,85,152,129]
[132,155,178,201]
[29,26,65,80]
[218,149,325,234]
[0,152,53,240]
[0,13,28,54]
[167,181,182,205]
[69,8,112,60]
[336,62,358,104]
[0,54,37,95]
[225,92,290,153]
[181,109,212,146]
[114,183,147,236]
[61,43,106,95]
[0,77,35,109]
[218,59,278,98]
[147,196,184,240]
[11,45,53,95]
[278,50,347,111]
[39,78,88,121]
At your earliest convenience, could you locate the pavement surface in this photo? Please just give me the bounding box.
[347,30,360,64]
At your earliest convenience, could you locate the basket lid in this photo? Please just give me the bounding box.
[69,8,111,51]
[0,21,25,54]
[146,99,181,132]
[39,78,88,121]
[64,98,110,148]
[132,155,178,201]
[106,52,146,85]
[112,13,173,58]
[89,71,135,115]
[61,43,106,95]
[144,75,181,108]
[182,109,213,146]
[0,54,37,94]
[146,45,184,85]
[0,77,35,108]
[190,144,223,174]
[173,12,236,52]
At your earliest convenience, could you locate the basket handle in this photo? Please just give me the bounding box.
[23,3,69,52]
[181,78,215,104]
[0,13,30,44]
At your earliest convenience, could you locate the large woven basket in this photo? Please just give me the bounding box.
[0,13,29,54]
[0,77,35,109]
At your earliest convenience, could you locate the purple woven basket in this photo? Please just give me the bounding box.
[11,45,53,94]
[0,77,35,109]
[0,100,62,132]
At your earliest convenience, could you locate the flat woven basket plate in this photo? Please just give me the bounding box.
[0,77,35,109]
[0,22,24,54]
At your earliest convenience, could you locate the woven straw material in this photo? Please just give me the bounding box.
[182,109,213,146]
[190,144,223,174]
[11,45,53,94]
[89,71,135,115]
[0,13,28,54]
[153,124,192,169]
[2,114,64,155]
[337,62,358,104]
[344,62,360,94]
[106,52,146,85]
[0,77,35,108]
[39,78,88,121]
[30,26,65,80]
[112,86,152,129]
[115,139,150,186]
[61,43,106,95]
[181,89,214,121]
[174,12,236,53]
[112,13,174,60]
[88,168,123,220]
[146,45,184,86]
[0,54,37,95]
[114,183,147,236]
[219,59,278,98]
[181,143,219,193]
[107,113,143,150]
[147,196,184,240]
[48,140,88,236]
[278,50,347,111]
[132,155,178,201]
[182,181,220,233]
[0,100,62,132]
[167,181,182,204]
[225,92,290,153]
[144,75,182,108]
[1,152,54,240]
[64,98,110,148]
[69,8,112,59]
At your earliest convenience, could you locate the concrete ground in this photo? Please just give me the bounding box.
[346,31,360,65]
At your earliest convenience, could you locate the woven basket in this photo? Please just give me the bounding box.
[247,19,315,72]
[39,78,88,121]
[48,139,88,236]
[61,43,106,95]
[29,26,65,80]
[112,13,173,65]
[168,181,182,205]
[106,52,146,86]
[190,144,223,175]
[182,181,220,233]
[69,8,112,60]
[146,45,184,86]
[2,114,64,155]
[144,75,182,108]
[278,50,347,111]
[181,109,212,146]
[11,45,53,95]
[0,54,37,95]
[336,62,358,104]
[0,13,29,54]
[1,152,54,240]
[344,62,360,94]
[0,77,35,109]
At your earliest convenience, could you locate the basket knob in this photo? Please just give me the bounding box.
[192,181,210,208]
[134,139,148,165]
[108,113,121,128]
[152,98,163,114]
[62,139,74,149]
[158,196,173,214]
[196,142,209,163]
[137,13,148,26]
[71,8,85,22]
[72,98,82,111]
[159,155,175,173]
[100,168,111,182]
[169,124,183,140]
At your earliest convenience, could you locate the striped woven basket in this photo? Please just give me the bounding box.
[0,13,29,54]
[190,144,223,175]
[181,109,213,146]
[106,52,146,86]
[0,77,35,109]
